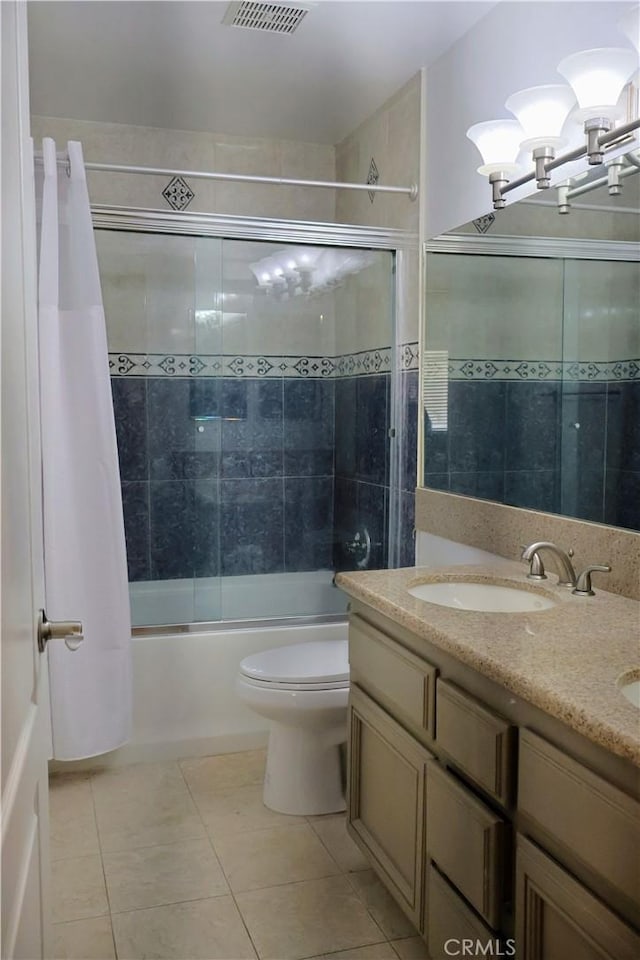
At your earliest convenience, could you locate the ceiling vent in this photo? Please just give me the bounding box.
[222,1,312,35]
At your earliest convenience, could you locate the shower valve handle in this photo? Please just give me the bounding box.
[37,609,84,653]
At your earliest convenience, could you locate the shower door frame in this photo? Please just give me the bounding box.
[93,205,416,607]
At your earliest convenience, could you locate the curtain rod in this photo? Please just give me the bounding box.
[33,153,418,201]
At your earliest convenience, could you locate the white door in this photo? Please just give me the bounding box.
[1,3,51,958]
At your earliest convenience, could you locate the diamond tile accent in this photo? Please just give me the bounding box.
[162,176,195,211]
[473,213,495,234]
[367,157,379,204]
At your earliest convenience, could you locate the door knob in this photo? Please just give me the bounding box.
[37,609,84,653]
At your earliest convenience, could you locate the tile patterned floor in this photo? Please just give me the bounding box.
[49,750,429,960]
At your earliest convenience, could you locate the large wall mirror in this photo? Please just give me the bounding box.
[421,155,640,532]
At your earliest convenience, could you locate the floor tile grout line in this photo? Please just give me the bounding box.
[297,941,397,960]
[178,756,262,960]
[342,871,406,944]
[88,771,120,959]
[51,907,111,925]
[108,890,241,917]
[99,829,213,858]
[304,815,359,876]
[205,864,346,898]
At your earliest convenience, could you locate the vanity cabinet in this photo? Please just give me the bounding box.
[345,603,640,959]
[427,760,506,929]
[348,684,431,930]
[436,679,515,807]
[516,835,640,960]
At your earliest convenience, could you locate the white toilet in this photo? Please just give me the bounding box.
[236,639,349,815]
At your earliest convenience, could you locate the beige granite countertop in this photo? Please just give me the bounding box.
[336,562,640,766]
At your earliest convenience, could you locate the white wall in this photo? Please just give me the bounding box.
[425,1,636,238]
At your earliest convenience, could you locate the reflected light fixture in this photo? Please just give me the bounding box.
[467,31,639,211]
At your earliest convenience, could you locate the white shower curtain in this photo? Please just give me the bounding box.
[39,138,132,760]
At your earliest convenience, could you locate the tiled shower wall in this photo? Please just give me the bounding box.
[112,356,419,583]
[112,375,338,581]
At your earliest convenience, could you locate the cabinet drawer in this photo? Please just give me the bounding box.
[516,834,640,960]
[518,729,640,920]
[426,864,500,960]
[427,761,506,929]
[436,679,515,806]
[348,684,433,930]
[349,614,437,741]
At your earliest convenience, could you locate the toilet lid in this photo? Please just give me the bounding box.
[239,639,349,685]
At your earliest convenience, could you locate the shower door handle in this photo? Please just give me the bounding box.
[37,609,84,653]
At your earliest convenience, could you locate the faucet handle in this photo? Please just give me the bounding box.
[520,544,547,580]
[573,564,611,597]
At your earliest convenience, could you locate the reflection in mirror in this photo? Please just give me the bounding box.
[421,156,640,531]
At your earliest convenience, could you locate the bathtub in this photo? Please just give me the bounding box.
[59,571,349,770]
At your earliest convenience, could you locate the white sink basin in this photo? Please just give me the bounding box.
[618,672,640,709]
[408,580,556,613]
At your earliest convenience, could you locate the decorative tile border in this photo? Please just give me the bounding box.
[109,348,635,382]
[401,342,419,371]
[108,345,409,379]
[448,358,640,383]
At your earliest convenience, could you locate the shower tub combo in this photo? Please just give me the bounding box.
[93,209,412,779]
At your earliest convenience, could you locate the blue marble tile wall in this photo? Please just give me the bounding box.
[423,378,640,531]
[399,369,418,567]
[112,376,336,581]
[333,373,391,572]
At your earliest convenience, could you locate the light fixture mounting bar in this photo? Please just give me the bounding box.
[500,116,640,198]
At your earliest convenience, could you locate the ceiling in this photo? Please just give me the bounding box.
[27,0,496,144]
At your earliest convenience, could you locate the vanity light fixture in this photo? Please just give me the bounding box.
[557,47,638,163]
[620,3,640,52]
[468,36,639,210]
[465,119,524,209]
[504,84,576,187]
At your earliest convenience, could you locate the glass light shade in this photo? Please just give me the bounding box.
[557,47,639,120]
[620,5,640,54]
[505,84,576,150]
[466,119,524,175]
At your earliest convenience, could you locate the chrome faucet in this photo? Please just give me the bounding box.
[572,564,612,597]
[521,541,577,588]
[521,542,612,595]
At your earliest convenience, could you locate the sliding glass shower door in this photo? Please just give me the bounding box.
[96,226,396,627]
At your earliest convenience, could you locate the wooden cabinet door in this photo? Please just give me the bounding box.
[516,835,640,960]
[427,761,506,929]
[348,684,433,931]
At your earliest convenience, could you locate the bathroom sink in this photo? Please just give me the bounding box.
[618,671,640,709]
[407,580,556,613]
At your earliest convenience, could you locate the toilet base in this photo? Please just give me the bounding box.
[263,721,346,816]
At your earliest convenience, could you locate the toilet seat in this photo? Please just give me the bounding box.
[238,675,349,692]
[239,639,349,689]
